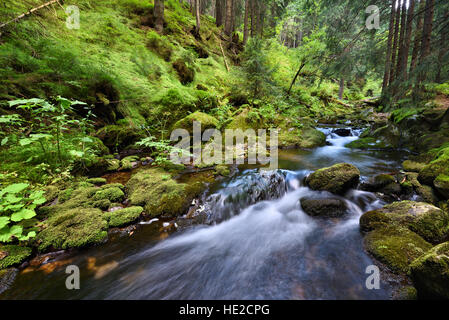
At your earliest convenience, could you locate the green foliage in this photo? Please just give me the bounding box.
[0,183,45,243]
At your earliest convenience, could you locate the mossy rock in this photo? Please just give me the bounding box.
[96,124,144,151]
[298,128,326,148]
[418,158,449,186]
[360,210,391,232]
[93,187,125,203]
[86,177,107,186]
[120,155,139,171]
[402,160,427,173]
[382,201,449,244]
[394,286,418,300]
[38,208,108,251]
[300,197,348,218]
[214,164,230,177]
[92,199,112,211]
[410,241,449,299]
[0,245,32,269]
[226,108,264,131]
[364,225,432,274]
[434,174,449,199]
[104,206,144,227]
[126,167,206,218]
[173,111,219,134]
[100,183,125,191]
[306,163,360,195]
[345,137,389,149]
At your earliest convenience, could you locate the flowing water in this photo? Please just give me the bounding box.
[0,126,408,300]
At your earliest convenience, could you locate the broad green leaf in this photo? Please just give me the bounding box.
[19,138,33,146]
[4,203,24,211]
[0,216,9,229]
[18,231,36,241]
[1,183,29,195]
[4,193,22,204]
[80,137,93,143]
[0,227,13,242]
[8,98,45,107]
[11,208,36,222]
[69,150,84,157]
[1,137,8,146]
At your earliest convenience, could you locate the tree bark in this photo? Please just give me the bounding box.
[436,9,449,83]
[154,0,165,33]
[390,0,402,84]
[410,0,425,74]
[395,0,407,81]
[195,0,201,33]
[216,0,224,27]
[224,0,233,37]
[418,0,435,83]
[401,0,415,81]
[287,61,306,95]
[382,0,397,94]
[243,0,250,44]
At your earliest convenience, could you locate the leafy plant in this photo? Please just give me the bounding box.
[0,183,45,243]
[136,135,190,166]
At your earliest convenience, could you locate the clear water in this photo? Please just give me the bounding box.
[0,126,408,300]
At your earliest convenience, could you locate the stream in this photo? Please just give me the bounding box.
[0,126,408,300]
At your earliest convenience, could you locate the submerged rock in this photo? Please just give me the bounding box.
[306,163,360,195]
[410,242,449,299]
[300,198,347,218]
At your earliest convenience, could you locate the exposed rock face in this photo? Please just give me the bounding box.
[306,163,360,195]
[300,197,348,218]
[410,242,449,299]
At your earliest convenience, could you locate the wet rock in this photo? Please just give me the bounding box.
[300,197,348,218]
[434,175,449,199]
[214,164,230,177]
[402,160,426,173]
[86,178,107,186]
[332,128,352,137]
[393,286,418,300]
[93,186,125,203]
[0,268,18,294]
[410,241,449,299]
[306,163,360,195]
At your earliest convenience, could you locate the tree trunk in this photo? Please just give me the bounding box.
[410,0,425,74]
[250,0,256,37]
[395,0,407,82]
[224,0,233,37]
[401,0,415,81]
[154,0,165,33]
[339,78,345,100]
[287,61,306,96]
[382,0,397,94]
[436,9,449,83]
[243,0,250,44]
[195,0,201,33]
[390,0,402,84]
[418,0,435,81]
[216,0,224,27]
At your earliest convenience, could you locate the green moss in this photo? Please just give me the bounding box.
[306,163,360,194]
[126,167,206,217]
[410,242,449,299]
[105,206,144,227]
[100,183,125,191]
[0,245,32,269]
[93,187,125,203]
[120,155,140,171]
[173,111,219,134]
[214,164,230,177]
[434,175,449,199]
[381,201,449,244]
[364,225,432,274]
[298,127,326,148]
[403,160,427,173]
[226,108,264,130]
[92,199,112,211]
[360,210,391,232]
[38,208,108,251]
[345,137,389,149]
[86,178,107,186]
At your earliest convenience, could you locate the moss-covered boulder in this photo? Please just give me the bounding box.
[364,225,432,274]
[403,160,426,173]
[214,164,230,177]
[345,137,389,149]
[38,208,108,251]
[226,108,264,131]
[126,168,206,218]
[0,245,32,269]
[104,206,144,227]
[410,242,449,299]
[378,201,449,244]
[86,177,107,186]
[300,197,347,218]
[120,155,140,171]
[434,174,449,199]
[96,124,144,151]
[93,187,125,203]
[299,128,326,148]
[173,111,219,134]
[418,158,449,186]
[306,163,360,195]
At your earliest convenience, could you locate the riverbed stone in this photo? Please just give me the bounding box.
[410,241,449,299]
[300,197,348,218]
[306,163,360,195]
[434,175,449,199]
[402,160,426,173]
